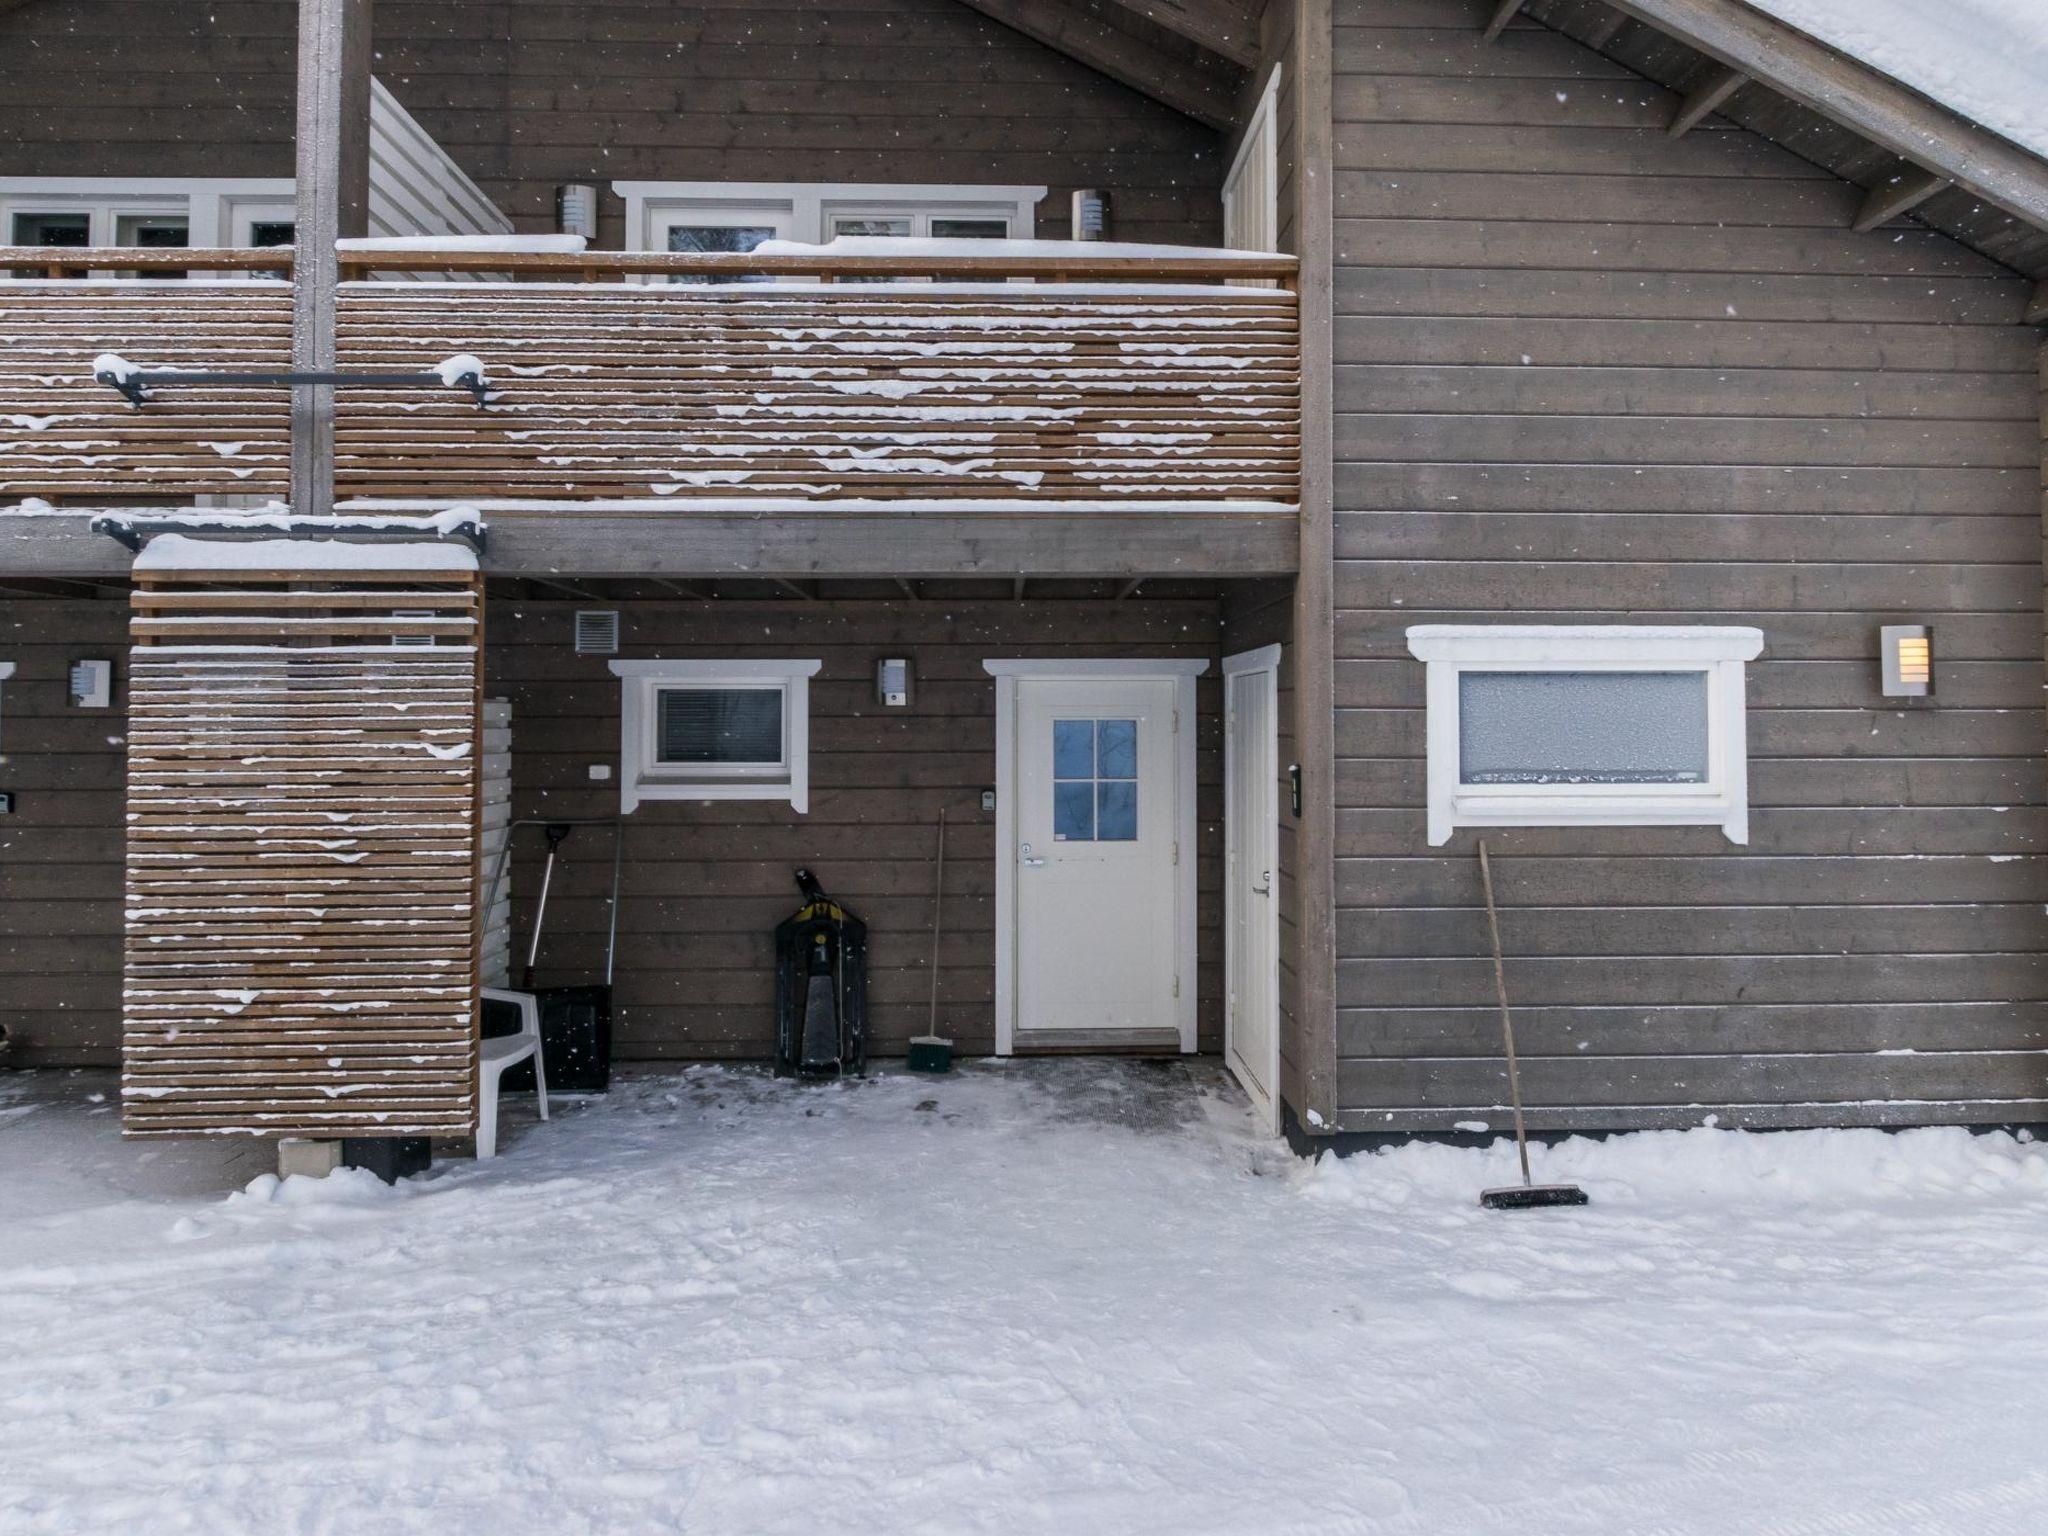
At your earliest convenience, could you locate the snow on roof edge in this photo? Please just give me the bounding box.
[1736,0,2048,165]
[135,535,479,573]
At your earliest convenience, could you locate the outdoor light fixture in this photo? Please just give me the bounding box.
[876,658,913,708]
[1881,624,1933,697]
[1072,189,1108,240]
[557,183,598,239]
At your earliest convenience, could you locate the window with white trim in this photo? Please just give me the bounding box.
[1405,626,1764,845]
[609,659,822,813]
[616,181,1046,275]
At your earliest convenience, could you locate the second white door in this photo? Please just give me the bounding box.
[1013,676,1182,1043]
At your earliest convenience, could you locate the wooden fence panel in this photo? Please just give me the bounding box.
[120,545,482,1137]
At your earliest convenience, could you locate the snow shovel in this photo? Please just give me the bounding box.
[1476,840,1588,1211]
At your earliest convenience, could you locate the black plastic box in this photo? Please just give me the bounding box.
[484,985,612,1094]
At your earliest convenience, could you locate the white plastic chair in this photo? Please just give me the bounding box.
[477,987,549,1158]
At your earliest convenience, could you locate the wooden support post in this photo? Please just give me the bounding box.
[1668,65,1746,137]
[290,0,372,517]
[1481,0,1525,43]
[1852,167,1950,232]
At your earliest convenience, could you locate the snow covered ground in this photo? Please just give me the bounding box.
[4,1061,2048,1535]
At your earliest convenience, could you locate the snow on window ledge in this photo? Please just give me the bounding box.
[1405,625,1765,847]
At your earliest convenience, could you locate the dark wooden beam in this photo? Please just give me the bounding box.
[1584,8,1629,49]
[1115,576,1145,600]
[771,578,819,601]
[1013,575,1028,600]
[290,0,372,517]
[1604,0,2048,230]
[895,577,921,600]
[1852,166,1950,232]
[650,577,711,600]
[0,512,1302,581]
[1481,0,1525,43]
[1668,64,1747,137]
[949,0,1240,129]
[1099,0,1258,68]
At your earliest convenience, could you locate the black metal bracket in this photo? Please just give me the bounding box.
[95,368,488,409]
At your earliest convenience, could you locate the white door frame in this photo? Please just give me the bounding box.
[1223,644,1284,1134]
[986,658,1207,1056]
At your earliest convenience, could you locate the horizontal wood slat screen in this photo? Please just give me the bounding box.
[121,554,482,1137]
[0,275,1299,505]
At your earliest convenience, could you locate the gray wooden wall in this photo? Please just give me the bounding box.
[488,598,1227,1061]
[0,600,126,1067]
[1326,0,2048,1131]
[0,0,1224,246]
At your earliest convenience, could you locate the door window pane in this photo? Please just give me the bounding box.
[1097,780,1137,841]
[248,221,296,248]
[1053,719,1094,780]
[656,687,784,765]
[930,217,1009,239]
[1054,781,1094,842]
[1051,717,1138,841]
[666,224,777,284]
[1096,719,1137,780]
[1458,671,1710,785]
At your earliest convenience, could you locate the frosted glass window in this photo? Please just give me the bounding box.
[1052,718,1137,841]
[656,687,783,766]
[1459,671,1709,785]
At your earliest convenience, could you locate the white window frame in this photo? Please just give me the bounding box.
[1405,625,1764,846]
[608,658,822,814]
[1,178,295,276]
[614,181,1047,255]
[0,660,13,753]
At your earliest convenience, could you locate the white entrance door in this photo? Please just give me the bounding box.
[1224,648,1282,1132]
[1004,671,1191,1048]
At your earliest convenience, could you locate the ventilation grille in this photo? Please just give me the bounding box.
[575,609,620,654]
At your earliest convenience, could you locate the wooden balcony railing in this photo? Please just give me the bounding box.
[0,247,1300,509]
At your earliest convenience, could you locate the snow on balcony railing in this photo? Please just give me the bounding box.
[0,243,1301,508]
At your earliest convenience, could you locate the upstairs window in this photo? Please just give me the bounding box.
[1406,626,1764,845]
[618,181,1044,279]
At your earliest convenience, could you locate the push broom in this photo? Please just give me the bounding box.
[1476,840,1588,1211]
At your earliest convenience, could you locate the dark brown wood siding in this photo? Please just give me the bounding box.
[0,0,1224,246]
[488,598,1226,1060]
[1327,0,2048,1131]
[0,599,127,1067]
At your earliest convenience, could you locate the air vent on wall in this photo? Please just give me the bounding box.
[575,609,620,655]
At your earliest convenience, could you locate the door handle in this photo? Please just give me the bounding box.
[1252,870,1272,896]
[1021,843,1046,868]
